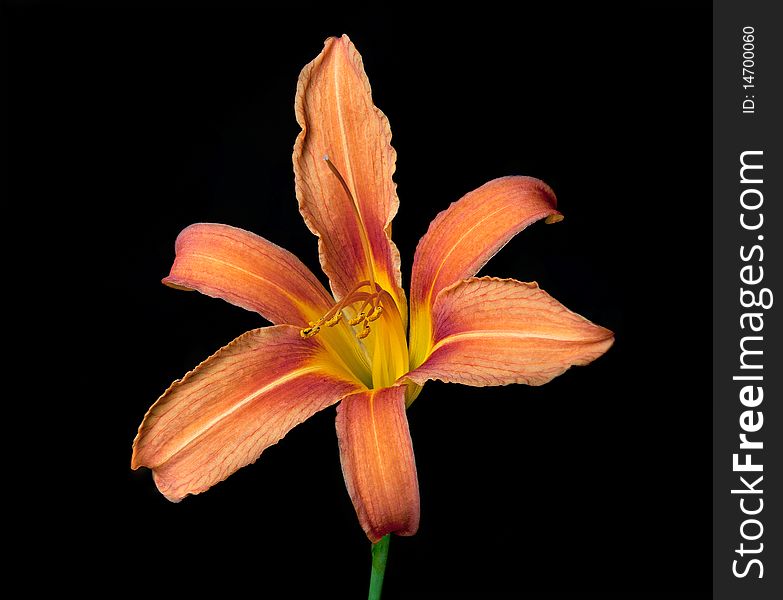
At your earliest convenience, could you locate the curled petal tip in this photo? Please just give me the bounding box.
[162,277,195,291]
[161,223,334,326]
[410,176,562,313]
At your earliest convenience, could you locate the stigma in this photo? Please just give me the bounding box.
[301,280,384,340]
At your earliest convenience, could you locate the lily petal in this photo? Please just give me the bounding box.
[132,325,362,502]
[162,223,335,327]
[409,177,560,368]
[293,35,405,318]
[336,386,419,542]
[406,277,613,387]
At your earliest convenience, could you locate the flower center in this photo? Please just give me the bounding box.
[301,281,409,390]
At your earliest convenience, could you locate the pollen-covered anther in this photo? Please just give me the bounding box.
[367,305,383,322]
[348,312,366,326]
[300,325,321,339]
[356,323,372,340]
[324,312,343,327]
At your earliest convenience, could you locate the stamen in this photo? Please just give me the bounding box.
[298,280,387,340]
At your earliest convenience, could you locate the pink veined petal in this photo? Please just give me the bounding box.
[406,277,613,387]
[293,34,406,322]
[162,223,335,328]
[336,385,420,542]
[408,176,561,368]
[132,325,363,502]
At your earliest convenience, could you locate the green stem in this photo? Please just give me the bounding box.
[368,535,390,600]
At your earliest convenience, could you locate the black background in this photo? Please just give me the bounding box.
[7,2,711,598]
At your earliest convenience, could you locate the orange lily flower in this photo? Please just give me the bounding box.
[131,34,614,543]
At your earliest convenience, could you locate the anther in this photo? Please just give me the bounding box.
[348,312,366,326]
[298,278,385,340]
[300,325,321,339]
[324,312,343,327]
